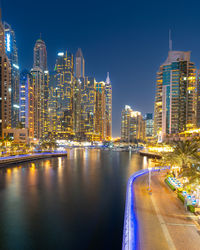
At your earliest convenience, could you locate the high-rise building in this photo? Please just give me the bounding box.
[48,72,57,136]
[19,70,34,139]
[154,51,197,141]
[42,70,49,138]
[33,39,47,71]
[0,11,12,138]
[75,48,85,78]
[79,77,96,141]
[4,22,20,128]
[31,67,45,139]
[105,73,112,140]
[144,113,154,141]
[121,105,144,143]
[52,51,74,139]
[95,81,106,141]
[72,78,81,137]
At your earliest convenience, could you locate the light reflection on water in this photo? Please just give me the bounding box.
[0,149,146,250]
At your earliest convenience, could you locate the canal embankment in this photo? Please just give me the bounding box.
[0,152,67,166]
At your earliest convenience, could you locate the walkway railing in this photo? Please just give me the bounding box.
[122,167,169,250]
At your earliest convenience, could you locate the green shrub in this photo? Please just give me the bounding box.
[187,205,195,213]
[165,178,176,191]
[177,192,185,203]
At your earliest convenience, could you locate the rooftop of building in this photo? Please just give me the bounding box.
[163,50,191,65]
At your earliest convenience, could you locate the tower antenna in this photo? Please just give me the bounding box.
[0,0,2,21]
[169,29,172,51]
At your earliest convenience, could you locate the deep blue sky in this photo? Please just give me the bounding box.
[3,0,200,136]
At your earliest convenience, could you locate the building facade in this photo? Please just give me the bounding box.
[144,113,154,141]
[154,51,197,141]
[121,105,144,143]
[4,22,20,128]
[0,15,12,138]
[105,73,112,140]
[33,39,47,71]
[19,70,34,139]
[75,48,85,79]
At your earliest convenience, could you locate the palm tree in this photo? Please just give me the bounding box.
[161,140,200,176]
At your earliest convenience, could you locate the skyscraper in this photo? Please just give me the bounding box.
[19,70,34,139]
[31,67,45,139]
[4,22,20,128]
[154,51,197,141]
[0,11,12,138]
[144,113,154,141]
[121,105,144,142]
[33,38,47,71]
[95,81,106,141]
[79,77,96,141]
[105,72,112,140]
[52,51,74,139]
[75,48,85,78]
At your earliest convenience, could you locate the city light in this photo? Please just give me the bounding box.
[6,33,11,52]
[13,64,19,69]
[58,52,64,56]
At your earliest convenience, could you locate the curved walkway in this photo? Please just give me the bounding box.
[122,168,200,250]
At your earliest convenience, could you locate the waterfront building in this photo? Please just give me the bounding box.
[0,13,12,138]
[4,22,20,128]
[154,51,197,142]
[105,72,112,140]
[31,67,45,139]
[144,113,154,141]
[33,38,47,71]
[75,48,85,78]
[196,70,200,127]
[79,77,96,141]
[72,78,81,137]
[48,72,57,137]
[95,81,106,141]
[48,49,112,142]
[121,105,144,143]
[42,70,49,138]
[52,51,74,139]
[3,128,29,144]
[19,70,34,139]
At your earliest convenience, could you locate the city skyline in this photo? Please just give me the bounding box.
[3,0,200,136]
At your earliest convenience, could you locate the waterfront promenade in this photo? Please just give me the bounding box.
[135,173,200,250]
[0,152,67,166]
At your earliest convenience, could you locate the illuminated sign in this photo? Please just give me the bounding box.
[6,33,11,52]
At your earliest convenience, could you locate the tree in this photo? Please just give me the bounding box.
[161,140,200,177]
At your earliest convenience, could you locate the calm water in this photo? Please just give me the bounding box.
[0,149,147,250]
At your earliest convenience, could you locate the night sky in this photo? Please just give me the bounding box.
[3,0,200,136]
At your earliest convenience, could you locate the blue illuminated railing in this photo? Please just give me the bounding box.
[122,166,169,250]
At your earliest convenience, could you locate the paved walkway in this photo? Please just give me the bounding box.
[134,172,200,250]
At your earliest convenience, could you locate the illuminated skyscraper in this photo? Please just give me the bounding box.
[121,105,144,142]
[33,38,47,71]
[144,113,154,141]
[4,22,20,128]
[75,48,85,78]
[95,81,106,141]
[72,78,81,137]
[105,72,112,140]
[78,77,96,141]
[31,67,45,139]
[53,51,74,139]
[154,51,197,141]
[19,70,34,139]
[0,10,12,138]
